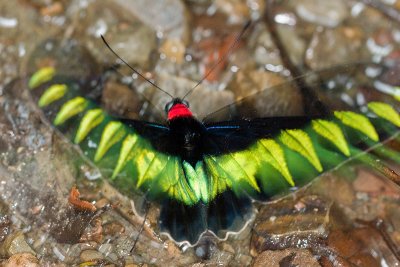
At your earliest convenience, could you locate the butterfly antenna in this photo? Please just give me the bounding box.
[101,35,174,99]
[107,64,167,118]
[182,20,251,100]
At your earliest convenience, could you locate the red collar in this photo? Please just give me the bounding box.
[168,103,193,120]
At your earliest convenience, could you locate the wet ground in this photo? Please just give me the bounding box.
[1,0,400,266]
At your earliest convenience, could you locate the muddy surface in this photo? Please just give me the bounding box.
[1,0,400,266]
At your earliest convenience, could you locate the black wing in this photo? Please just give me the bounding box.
[203,116,319,155]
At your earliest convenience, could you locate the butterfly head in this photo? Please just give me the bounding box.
[165,98,193,121]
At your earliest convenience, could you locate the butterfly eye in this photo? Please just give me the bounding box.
[182,100,189,107]
[165,101,174,113]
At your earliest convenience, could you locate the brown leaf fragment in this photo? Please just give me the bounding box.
[68,186,97,212]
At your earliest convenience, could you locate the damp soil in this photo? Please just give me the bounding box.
[1,0,400,266]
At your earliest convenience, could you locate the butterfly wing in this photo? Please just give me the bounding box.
[199,63,400,202]
[201,63,369,123]
[28,63,400,245]
[28,67,204,207]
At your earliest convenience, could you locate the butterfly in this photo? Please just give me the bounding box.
[26,32,400,246]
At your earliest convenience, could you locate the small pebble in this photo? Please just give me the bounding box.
[253,249,320,267]
[80,249,104,262]
[159,38,186,64]
[40,2,64,16]
[0,232,35,257]
[296,0,349,27]
[2,253,39,267]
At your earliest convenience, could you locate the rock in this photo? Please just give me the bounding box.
[326,228,381,267]
[79,218,104,244]
[71,0,158,68]
[228,69,304,118]
[215,0,250,22]
[367,28,394,57]
[353,169,399,197]
[159,38,186,64]
[98,243,114,256]
[80,249,104,262]
[348,252,380,267]
[0,1,43,49]
[251,195,331,253]
[295,0,349,27]
[381,50,400,85]
[309,173,355,207]
[276,24,307,66]
[24,38,100,80]
[327,229,361,258]
[102,25,157,67]
[40,2,64,17]
[250,24,283,68]
[103,221,125,236]
[101,81,142,120]
[305,26,366,70]
[252,249,320,267]
[0,200,11,243]
[114,0,190,43]
[2,253,40,267]
[0,232,36,257]
[0,214,11,243]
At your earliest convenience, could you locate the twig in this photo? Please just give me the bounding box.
[360,0,400,24]
[264,0,330,117]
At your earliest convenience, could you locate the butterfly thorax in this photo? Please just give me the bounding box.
[167,101,205,165]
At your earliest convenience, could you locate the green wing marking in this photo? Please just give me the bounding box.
[38,84,68,107]
[368,101,400,127]
[334,111,379,142]
[311,119,350,156]
[75,109,105,144]
[256,139,294,186]
[29,67,400,206]
[279,129,323,172]
[112,134,139,178]
[203,156,233,199]
[214,151,260,192]
[135,145,166,188]
[95,121,126,162]
[29,67,56,89]
[183,161,209,203]
[154,157,198,205]
[54,97,88,126]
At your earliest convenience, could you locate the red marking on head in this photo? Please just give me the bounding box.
[168,103,193,120]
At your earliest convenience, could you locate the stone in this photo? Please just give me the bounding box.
[102,81,142,120]
[228,69,304,118]
[305,26,366,70]
[0,232,35,257]
[215,0,250,22]
[252,249,320,267]
[2,253,40,267]
[159,38,186,64]
[251,195,331,253]
[114,0,190,43]
[0,214,11,243]
[250,24,283,68]
[80,249,104,262]
[276,24,307,66]
[295,0,349,27]
[102,25,157,67]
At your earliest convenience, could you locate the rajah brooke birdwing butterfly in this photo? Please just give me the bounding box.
[25,21,400,246]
